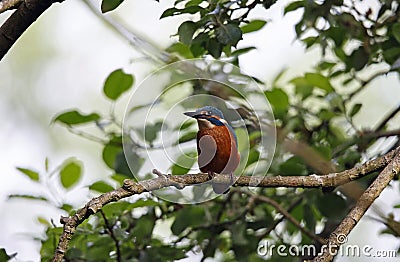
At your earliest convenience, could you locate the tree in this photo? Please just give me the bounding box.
[0,0,399,261]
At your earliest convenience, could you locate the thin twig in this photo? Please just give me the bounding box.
[66,126,108,144]
[241,192,326,245]
[344,69,388,103]
[99,210,121,262]
[258,196,303,239]
[216,191,235,221]
[375,104,400,131]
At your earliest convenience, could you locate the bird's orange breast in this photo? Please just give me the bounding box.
[197,126,240,174]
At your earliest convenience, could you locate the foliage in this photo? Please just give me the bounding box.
[160,0,273,62]
[5,0,400,261]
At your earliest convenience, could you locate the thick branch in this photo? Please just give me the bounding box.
[0,0,64,61]
[52,149,397,261]
[313,148,400,261]
[0,0,22,13]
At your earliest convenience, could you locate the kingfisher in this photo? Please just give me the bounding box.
[184,106,240,194]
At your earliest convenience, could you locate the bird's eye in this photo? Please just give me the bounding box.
[208,111,212,115]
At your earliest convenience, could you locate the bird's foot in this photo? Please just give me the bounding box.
[207,171,215,180]
[229,172,234,186]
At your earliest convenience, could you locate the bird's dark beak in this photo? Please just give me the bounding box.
[183,111,198,118]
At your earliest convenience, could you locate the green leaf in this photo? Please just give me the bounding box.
[297,85,314,100]
[264,88,289,119]
[103,69,134,100]
[190,32,208,57]
[180,6,204,15]
[316,193,347,219]
[114,150,144,177]
[171,206,206,235]
[160,7,179,19]
[231,47,256,57]
[130,198,158,208]
[101,199,158,217]
[383,47,400,64]
[102,201,132,216]
[86,237,114,260]
[231,223,248,245]
[178,131,197,144]
[111,173,129,185]
[166,42,194,58]
[0,248,15,261]
[185,0,203,7]
[16,167,39,182]
[60,159,82,189]
[313,144,332,160]
[37,216,51,227]
[240,20,267,34]
[392,23,400,43]
[54,110,100,126]
[291,77,314,100]
[145,121,163,144]
[246,149,260,167]
[216,23,243,46]
[144,244,187,260]
[207,38,223,58]
[349,103,362,117]
[60,204,73,213]
[347,47,369,71]
[304,73,334,92]
[101,0,124,13]
[131,214,156,241]
[89,181,114,193]
[326,26,347,47]
[178,21,197,45]
[284,1,304,14]
[279,156,308,176]
[262,0,277,9]
[302,36,318,49]
[171,152,197,175]
[102,142,122,169]
[160,6,204,19]
[303,204,316,233]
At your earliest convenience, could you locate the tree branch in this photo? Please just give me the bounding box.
[0,0,22,13]
[100,210,121,262]
[0,0,64,61]
[313,147,400,261]
[52,148,397,261]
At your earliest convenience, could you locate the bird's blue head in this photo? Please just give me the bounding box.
[184,106,226,127]
[184,106,238,143]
